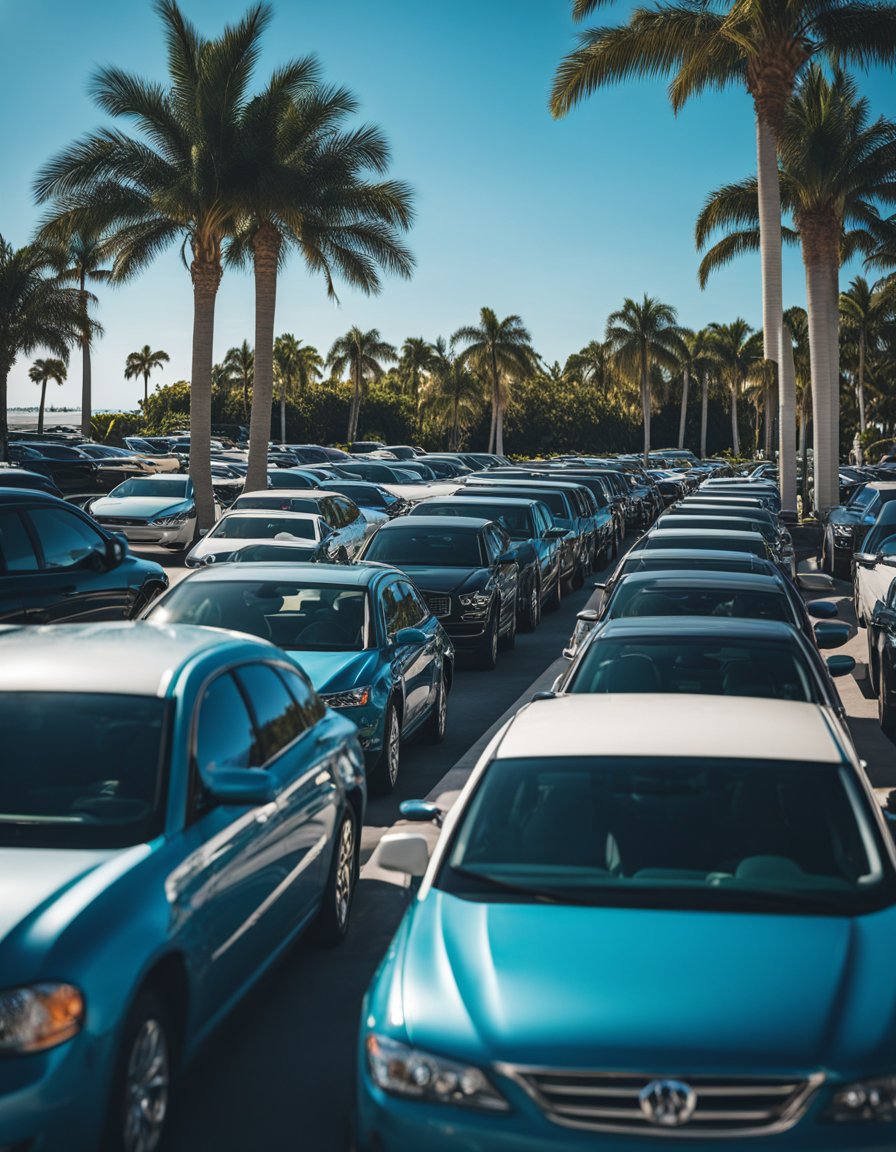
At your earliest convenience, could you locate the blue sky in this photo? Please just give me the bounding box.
[1,0,892,410]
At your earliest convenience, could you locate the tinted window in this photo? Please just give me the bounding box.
[211,515,317,541]
[608,583,791,623]
[268,471,315,489]
[279,665,326,725]
[26,507,105,568]
[109,478,190,499]
[196,673,257,772]
[364,527,484,567]
[382,581,418,635]
[850,487,876,509]
[399,581,430,627]
[336,497,360,524]
[0,510,39,572]
[234,664,305,761]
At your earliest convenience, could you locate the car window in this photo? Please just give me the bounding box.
[337,497,360,524]
[382,580,418,635]
[850,487,875,509]
[196,673,258,772]
[0,510,40,572]
[233,663,306,762]
[490,524,511,557]
[399,581,430,627]
[278,665,326,725]
[25,506,105,569]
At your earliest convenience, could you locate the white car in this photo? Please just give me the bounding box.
[229,489,376,558]
[854,504,896,626]
[185,508,336,567]
[89,475,198,549]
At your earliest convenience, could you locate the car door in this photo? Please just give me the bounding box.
[382,579,432,730]
[0,507,37,622]
[532,502,561,591]
[484,524,519,631]
[334,496,369,554]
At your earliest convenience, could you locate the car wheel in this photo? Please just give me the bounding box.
[868,630,880,695]
[499,595,517,651]
[545,574,562,612]
[880,663,896,741]
[854,577,864,627]
[832,547,850,581]
[821,532,833,576]
[475,606,499,670]
[367,702,401,794]
[571,560,586,591]
[421,673,448,744]
[520,578,540,632]
[611,528,619,559]
[313,808,358,946]
[105,990,172,1152]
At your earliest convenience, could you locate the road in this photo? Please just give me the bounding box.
[131,543,894,1152]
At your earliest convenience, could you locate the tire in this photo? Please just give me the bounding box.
[832,548,850,581]
[313,808,358,947]
[475,606,499,670]
[421,673,448,744]
[520,577,541,632]
[821,532,833,576]
[499,596,517,652]
[105,990,173,1152]
[367,702,401,794]
[570,560,585,591]
[881,663,896,741]
[854,577,864,627]
[545,573,563,612]
[611,528,619,559]
[868,630,880,695]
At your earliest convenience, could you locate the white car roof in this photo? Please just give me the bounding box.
[494,695,847,765]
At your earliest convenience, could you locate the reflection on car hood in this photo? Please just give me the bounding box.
[380,482,460,502]
[390,565,488,596]
[91,496,192,520]
[395,892,896,1069]
[289,649,380,692]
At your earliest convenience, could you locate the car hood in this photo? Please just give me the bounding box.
[390,566,489,595]
[380,482,460,502]
[91,496,192,520]
[391,892,896,1071]
[188,534,315,562]
[287,649,381,692]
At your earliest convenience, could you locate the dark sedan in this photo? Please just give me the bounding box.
[357,516,519,669]
[321,480,408,519]
[7,442,99,494]
[639,526,776,564]
[407,495,564,627]
[0,468,63,498]
[822,481,896,579]
[655,512,795,576]
[0,489,168,623]
[869,577,896,739]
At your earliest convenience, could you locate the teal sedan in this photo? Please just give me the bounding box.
[358,694,896,1150]
[144,563,455,793]
[0,622,365,1152]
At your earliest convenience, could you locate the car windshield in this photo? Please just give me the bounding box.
[620,555,761,578]
[233,496,314,513]
[472,488,567,516]
[568,635,818,700]
[439,756,892,913]
[643,534,767,558]
[0,694,168,849]
[229,544,318,563]
[109,478,189,499]
[149,581,368,649]
[363,527,484,567]
[666,517,776,542]
[210,515,318,541]
[419,504,532,538]
[608,584,791,623]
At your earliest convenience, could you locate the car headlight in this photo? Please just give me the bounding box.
[0,983,85,1054]
[321,686,371,708]
[366,1034,509,1112]
[459,592,491,610]
[833,525,852,538]
[826,1076,896,1123]
[151,509,191,526]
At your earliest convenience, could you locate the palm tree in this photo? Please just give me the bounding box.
[271,334,322,445]
[605,295,683,462]
[223,341,254,422]
[564,339,616,391]
[34,0,275,528]
[125,345,170,406]
[707,319,762,456]
[327,327,397,441]
[674,327,708,451]
[840,276,892,450]
[0,235,85,460]
[551,0,896,508]
[398,337,436,409]
[28,357,67,435]
[452,308,538,456]
[225,66,415,494]
[420,340,484,450]
[49,231,111,437]
[785,305,813,507]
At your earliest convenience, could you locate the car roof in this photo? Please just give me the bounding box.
[864,482,896,491]
[237,489,328,500]
[621,547,776,568]
[647,527,766,540]
[594,615,799,640]
[610,570,784,593]
[0,488,67,506]
[218,508,321,520]
[414,496,539,508]
[171,562,390,587]
[0,622,276,697]
[377,515,491,530]
[495,696,845,764]
[116,472,187,482]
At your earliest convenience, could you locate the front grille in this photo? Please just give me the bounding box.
[500,1068,823,1138]
[421,592,451,618]
[96,517,149,527]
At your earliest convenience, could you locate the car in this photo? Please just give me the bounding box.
[320,479,408,520]
[230,489,376,556]
[383,445,424,460]
[638,526,777,564]
[407,495,565,627]
[265,467,327,489]
[854,502,896,628]
[528,467,626,547]
[654,512,795,576]
[144,564,455,793]
[357,516,519,669]
[553,616,854,715]
[0,467,63,498]
[185,508,343,568]
[122,437,183,471]
[76,443,163,487]
[868,576,896,738]
[89,475,199,550]
[7,441,99,494]
[0,489,168,624]
[699,479,782,512]
[0,622,365,1152]
[360,693,896,1151]
[823,482,896,579]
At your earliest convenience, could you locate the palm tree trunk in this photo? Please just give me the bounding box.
[189,255,221,531]
[640,347,650,464]
[700,372,708,459]
[280,385,287,446]
[804,245,835,512]
[730,383,740,457]
[349,364,361,441]
[143,371,149,406]
[829,261,841,491]
[857,332,866,436]
[79,278,91,439]
[678,366,689,449]
[495,401,505,457]
[778,326,798,512]
[37,381,47,435]
[247,222,281,494]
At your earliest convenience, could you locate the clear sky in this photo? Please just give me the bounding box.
[1,0,893,410]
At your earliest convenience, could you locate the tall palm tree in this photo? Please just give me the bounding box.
[564,339,616,392]
[707,319,762,456]
[271,334,321,444]
[223,341,254,422]
[398,337,436,409]
[785,305,813,507]
[840,276,891,449]
[327,327,397,441]
[674,327,704,450]
[34,0,275,528]
[28,357,68,435]
[697,67,896,506]
[605,295,683,462]
[551,0,896,508]
[225,67,415,494]
[125,345,170,406]
[696,330,723,460]
[452,308,537,456]
[49,231,111,437]
[0,235,85,460]
[420,340,484,450]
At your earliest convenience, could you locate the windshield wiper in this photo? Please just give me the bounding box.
[448,864,611,906]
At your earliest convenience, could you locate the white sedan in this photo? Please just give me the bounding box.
[89,475,198,549]
[854,503,896,626]
[185,508,338,568]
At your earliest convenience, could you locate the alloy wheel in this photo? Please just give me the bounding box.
[334,816,356,931]
[386,707,400,787]
[435,678,448,739]
[123,1019,169,1152]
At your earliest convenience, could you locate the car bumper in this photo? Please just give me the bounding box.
[439,617,493,650]
[95,520,194,547]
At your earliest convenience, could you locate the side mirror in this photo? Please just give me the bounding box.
[796,572,835,592]
[373,832,430,878]
[497,552,516,565]
[392,626,428,647]
[204,768,276,806]
[400,799,443,826]
[201,553,217,566]
[105,535,127,569]
[855,552,880,568]
[544,527,566,540]
[531,689,556,701]
[814,621,852,649]
[825,654,856,677]
[576,608,600,623]
[806,600,838,620]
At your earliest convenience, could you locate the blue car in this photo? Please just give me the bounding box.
[144,563,455,793]
[0,622,365,1152]
[359,693,896,1150]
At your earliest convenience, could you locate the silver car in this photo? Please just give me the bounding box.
[89,475,198,549]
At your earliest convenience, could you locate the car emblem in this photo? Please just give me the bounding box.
[639,1079,697,1127]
